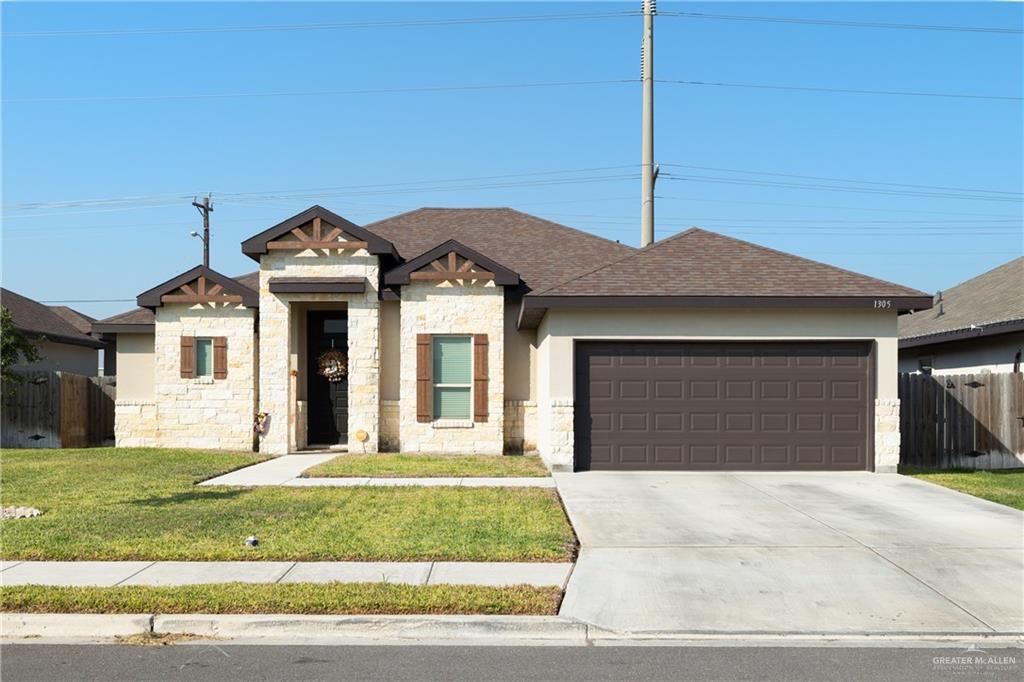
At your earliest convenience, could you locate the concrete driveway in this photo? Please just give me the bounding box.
[555,472,1024,635]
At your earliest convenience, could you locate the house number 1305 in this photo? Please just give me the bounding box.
[873,300,892,309]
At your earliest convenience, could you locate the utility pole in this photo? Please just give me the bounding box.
[640,0,656,247]
[191,195,213,268]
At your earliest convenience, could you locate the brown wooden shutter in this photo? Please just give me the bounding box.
[473,334,489,422]
[416,334,432,423]
[213,337,228,379]
[180,336,196,378]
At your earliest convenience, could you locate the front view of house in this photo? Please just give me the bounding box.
[94,206,932,472]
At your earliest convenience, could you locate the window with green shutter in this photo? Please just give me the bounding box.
[195,338,214,377]
[432,336,471,419]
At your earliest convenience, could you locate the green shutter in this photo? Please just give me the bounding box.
[432,337,471,384]
[195,338,214,377]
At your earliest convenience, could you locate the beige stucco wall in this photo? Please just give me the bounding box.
[380,300,401,400]
[116,303,256,450]
[535,307,901,471]
[115,333,155,401]
[15,340,98,376]
[258,249,380,454]
[398,280,504,454]
[898,332,1024,375]
[503,302,537,451]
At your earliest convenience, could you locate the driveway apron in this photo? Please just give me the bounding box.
[555,472,1024,635]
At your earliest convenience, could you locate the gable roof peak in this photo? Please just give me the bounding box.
[136,264,259,309]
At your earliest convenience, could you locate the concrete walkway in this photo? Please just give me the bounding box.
[199,454,555,488]
[0,561,573,588]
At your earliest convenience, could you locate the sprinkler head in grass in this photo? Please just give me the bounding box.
[245,535,259,547]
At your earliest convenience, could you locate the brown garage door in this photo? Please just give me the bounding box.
[574,342,872,471]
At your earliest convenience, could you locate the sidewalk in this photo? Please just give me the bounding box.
[0,560,573,588]
[199,454,555,488]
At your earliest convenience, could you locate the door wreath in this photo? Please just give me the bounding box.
[317,349,349,382]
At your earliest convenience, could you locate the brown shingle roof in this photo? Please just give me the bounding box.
[93,272,260,333]
[365,208,634,292]
[1,288,104,348]
[899,257,1024,342]
[48,306,96,335]
[534,228,929,298]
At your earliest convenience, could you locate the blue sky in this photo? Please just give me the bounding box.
[3,2,1021,319]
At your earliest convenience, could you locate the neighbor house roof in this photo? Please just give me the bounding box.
[365,208,634,293]
[519,228,932,327]
[1,288,104,349]
[93,271,260,334]
[899,257,1024,349]
[48,306,96,335]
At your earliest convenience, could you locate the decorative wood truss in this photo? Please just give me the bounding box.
[266,217,369,253]
[409,251,496,282]
[160,275,243,304]
[383,240,520,287]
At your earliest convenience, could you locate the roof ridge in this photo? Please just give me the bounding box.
[531,227,702,296]
[938,256,1022,294]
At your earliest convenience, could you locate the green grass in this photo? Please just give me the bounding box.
[0,583,561,615]
[904,468,1024,510]
[0,448,576,562]
[302,453,550,478]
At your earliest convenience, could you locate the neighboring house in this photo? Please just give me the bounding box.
[95,205,931,472]
[898,257,1023,375]
[1,288,104,376]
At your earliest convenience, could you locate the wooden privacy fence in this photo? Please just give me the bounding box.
[1,371,115,449]
[899,372,1024,470]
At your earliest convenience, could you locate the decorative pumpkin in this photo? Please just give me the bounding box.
[317,349,348,382]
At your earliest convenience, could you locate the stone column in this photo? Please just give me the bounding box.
[258,291,291,455]
[346,297,380,453]
[874,398,901,473]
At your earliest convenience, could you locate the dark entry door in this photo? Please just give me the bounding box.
[307,311,349,445]
[574,341,872,472]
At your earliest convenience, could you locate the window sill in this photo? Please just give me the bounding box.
[431,419,474,429]
[192,376,215,385]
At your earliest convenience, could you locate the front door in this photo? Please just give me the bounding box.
[306,311,349,446]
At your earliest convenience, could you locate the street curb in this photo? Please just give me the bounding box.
[152,614,587,641]
[2,613,153,639]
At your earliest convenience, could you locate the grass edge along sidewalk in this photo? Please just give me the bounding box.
[0,448,576,562]
[301,453,551,478]
[0,582,562,616]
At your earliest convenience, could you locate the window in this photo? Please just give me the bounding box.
[195,338,214,377]
[432,336,471,419]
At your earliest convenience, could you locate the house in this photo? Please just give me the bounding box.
[96,205,932,472]
[898,257,1023,375]
[1,288,104,375]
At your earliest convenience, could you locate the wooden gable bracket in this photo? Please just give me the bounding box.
[160,274,244,304]
[266,216,369,252]
[383,239,521,288]
[409,251,496,283]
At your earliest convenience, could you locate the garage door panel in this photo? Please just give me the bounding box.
[576,342,871,471]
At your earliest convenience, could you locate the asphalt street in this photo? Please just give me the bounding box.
[2,644,1021,681]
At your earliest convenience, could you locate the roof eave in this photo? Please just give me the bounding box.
[518,294,934,330]
[899,318,1024,349]
[240,205,398,261]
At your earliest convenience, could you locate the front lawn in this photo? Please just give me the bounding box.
[904,468,1024,510]
[0,449,575,561]
[0,582,561,615]
[302,453,550,478]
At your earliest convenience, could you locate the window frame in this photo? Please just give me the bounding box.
[431,334,473,421]
[195,337,215,378]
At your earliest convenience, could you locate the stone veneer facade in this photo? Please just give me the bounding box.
[115,303,256,450]
[397,281,504,454]
[257,250,380,455]
[503,400,537,453]
[874,398,901,473]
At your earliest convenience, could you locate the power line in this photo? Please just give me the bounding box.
[1,10,637,38]
[3,79,635,104]
[38,299,136,303]
[659,79,1022,102]
[660,164,1022,197]
[659,10,1023,35]
[660,174,1023,203]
